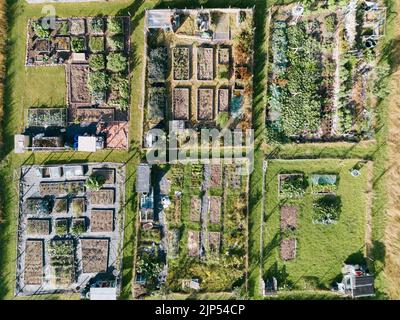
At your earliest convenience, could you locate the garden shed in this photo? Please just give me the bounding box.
[338,264,375,298]
[14,135,30,153]
[136,164,151,194]
[89,287,117,300]
[78,136,97,152]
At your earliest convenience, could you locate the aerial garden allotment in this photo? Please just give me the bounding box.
[260,0,387,298]
[0,0,394,301]
[17,16,131,152]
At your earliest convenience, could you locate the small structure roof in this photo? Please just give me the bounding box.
[136,164,151,193]
[78,136,97,152]
[71,52,86,62]
[49,166,62,179]
[14,134,30,153]
[89,287,117,300]
[147,10,173,29]
[65,165,84,177]
[338,264,375,298]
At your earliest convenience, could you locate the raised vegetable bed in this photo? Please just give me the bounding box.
[198,88,214,121]
[173,47,190,80]
[172,87,190,120]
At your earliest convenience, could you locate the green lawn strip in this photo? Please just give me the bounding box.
[264,141,376,161]
[367,0,395,297]
[263,159,368,292]
[24,67,66,108]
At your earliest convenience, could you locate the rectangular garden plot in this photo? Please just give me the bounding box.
[208,196,221,224]
[311,174,338,194]
[208,231,221,253]
[69,65,91,104]
[209,164,222,188]
[189,197,201,222]
[26,219,51,235]
[263,159,372,290]
[17,163,125,296]
[198,88,214,121]
[27,108,67,127]
[278,174,307,198]
[52,198,68,215]
[49,239,76,286]
[24,240,44,285]
[90,209,114,232]
[187,231,200,257]
[72,108,115,123]
[173,47,190,80]
[81,239,109,273]
[172,88,190,120]
[218,88,229,112]
[197,47,214,80]
[167,229,180,258]
[92,168,116,184]
[280,238,296,261]
[24,198,51,215]
[39,181,85,197]
[71,198,86,216]
[90,189,115,205]
[218,47,230,64]
[280,205,298,231]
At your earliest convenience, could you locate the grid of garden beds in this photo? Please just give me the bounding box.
[263,159,371,291]
[15,163,125,296]
[136,161,249,293]
[26,16,131,122]
[142,8,255,147]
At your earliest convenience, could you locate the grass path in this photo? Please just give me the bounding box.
[379,0,400,299]
[0,1,6,155]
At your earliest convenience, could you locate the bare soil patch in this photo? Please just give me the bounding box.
[52,198,68,214]
[208,231,221,253]
[188,230,200,257]
[24,240,43,285]
[198,88,214,120]
[210,164,222,188]
[72,108,115,122]
[209,196,221,224]
[280,238,296,261]
[190,197,201,222]
[27,219,51,235]
[91,209,114,232]
[280,205,298,231]
[218,88,229,112]
[90,189,115,205]
[173,88,190,120]
[69,65,91,104]
[197,47,214,80]
[81,239,109,273]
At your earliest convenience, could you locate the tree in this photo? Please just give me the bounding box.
[85,174,106,191]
